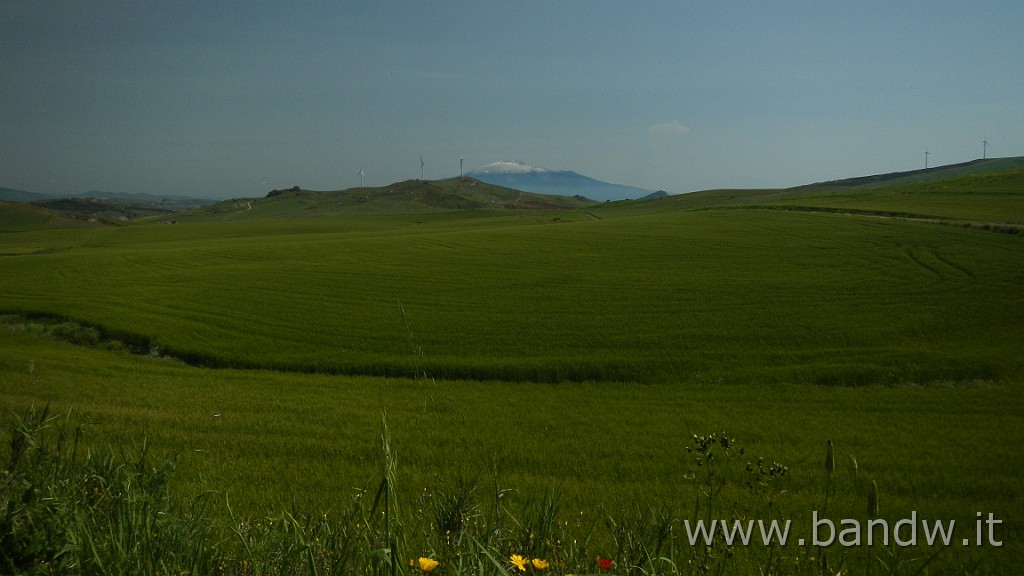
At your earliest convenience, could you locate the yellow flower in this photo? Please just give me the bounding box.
[532,558,549,570]
[510,554,528,572]
[418,557,439,572]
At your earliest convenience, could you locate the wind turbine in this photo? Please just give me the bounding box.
[460,155,464,178]
[359,167,364,187]
[983,136,989,159]
[420,156,424,180]
[924,148,930,169]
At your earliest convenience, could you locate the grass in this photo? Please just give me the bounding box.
[1,327,1021,573]
[760,167,1024,225]
[1,169,1022,572]
[1,206,1021,386]
[3,404,1018,575]
[0,201,99,233]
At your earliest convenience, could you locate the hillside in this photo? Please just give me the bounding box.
[0,189,217,227]
[3,154,1024,571]
[183,177,598,220]
[0,200,106,233]
[5,157,1021,227]
[796,156,1024,188]
[592,156,1024,228]
[31,197,183,222]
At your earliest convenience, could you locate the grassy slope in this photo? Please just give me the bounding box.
[0,200,102,233]
[602,160,1024,225]
[801,156,1024,188]
[2,206,1020,386]
[1,329,1021,569]
[1,167,1023,570]
[762,169,1024,224]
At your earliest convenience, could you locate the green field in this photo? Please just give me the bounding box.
[2,169,1023,574]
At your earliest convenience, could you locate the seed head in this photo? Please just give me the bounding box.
[868,480,879,518]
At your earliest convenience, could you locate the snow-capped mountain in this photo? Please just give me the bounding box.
[467,161,656,202]
[471,160,551,175]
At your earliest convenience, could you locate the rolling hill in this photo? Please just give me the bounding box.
[594,156,1024,226]
[0,186,214,206]
[0,200,106,233]
[2,153,1023,572]
[182,177,598,220]
[31,197,185,222]
[0,188,217,226]
[4,156,1021,227]
[1,178,597,226]
[795,156,1024,188]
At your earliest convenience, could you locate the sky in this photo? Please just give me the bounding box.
[2,1,1022,199]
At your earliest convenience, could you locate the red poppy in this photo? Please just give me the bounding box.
[598,557,613,570]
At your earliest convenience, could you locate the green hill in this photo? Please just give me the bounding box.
[797,156,1024,188]
[0,200,105,233]
[31,197,183,222]
[181,177,597,221]
[593,157,1024,228]
[757,161,1024,226]
[2,156,1023,571]
[7,158,1021,228]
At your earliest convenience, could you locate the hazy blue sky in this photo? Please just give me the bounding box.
[3,1,1022,198]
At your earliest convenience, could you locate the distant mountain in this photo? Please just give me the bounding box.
[32,197,184,222]
[466,161,655,202]
[0,186,214,207]
[69,190,216,207]
[0,187,47,202]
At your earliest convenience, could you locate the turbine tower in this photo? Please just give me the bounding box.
[983,136,989,159]
[924,148,930,169]
[420,156,425,180]
[460,155,464,178]
[359,167,364,188]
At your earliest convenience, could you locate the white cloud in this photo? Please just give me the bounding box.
[648,121,690,137]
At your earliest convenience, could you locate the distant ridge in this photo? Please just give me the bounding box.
[467,161,655,202]
[32,197,184,222]
[0,187,217,225]
[0,187,46,202]
[796,156,1024,189]
[0,186,214,207]
[70,190,215,205]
